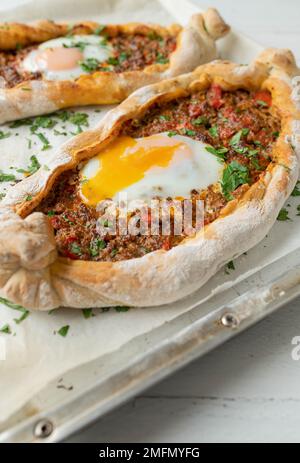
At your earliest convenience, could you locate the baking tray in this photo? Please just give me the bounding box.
[0,0,299,443]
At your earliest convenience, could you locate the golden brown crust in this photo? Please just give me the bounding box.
[0,9,230,124]
[0,48,299,311]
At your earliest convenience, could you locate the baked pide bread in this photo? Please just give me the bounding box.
[0,8,229,124]
[0,48,299,311]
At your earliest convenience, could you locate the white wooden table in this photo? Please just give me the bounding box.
[65,0,300,443]
[0,0,299,443]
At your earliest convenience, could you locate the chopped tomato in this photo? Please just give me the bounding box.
[188,103,204,117]
[255,129,272,146]
[218,125,236,141]
[50,216,60,229]
[254,90,272,107]
[207,84,223,109]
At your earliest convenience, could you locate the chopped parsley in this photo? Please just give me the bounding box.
[0,131,11,140]
[47,210,56,217]
[35,132,51,150]
[0,297,30,325]
[277,208,291,221]
[107,56,119,66]
[14,310,30,324]
[111,248,118,258]
[208,126,218,138]
[17,155,41,175]
[0,324,11,334]
[115,306,130,312]
[79,57,101,72]
[225,260,235,274]
[70,243,82,255]
[181,128,196,137]
[0,172,16,182]
[119,52,129,63]
[89,238,106,256]
[205,146,228,161]
[156,53,169,64]
[68,113,89,132]
[57,325,70,337]
[291,181,300,197]
[167,131,178,137]
[256,99,269,107]
[82,308,94,319]
[229,128,249,147]
[221,161,250,200]
[159,115,171,121]
[192,116,209,127]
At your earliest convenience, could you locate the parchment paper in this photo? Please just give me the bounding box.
[0,0,299,423]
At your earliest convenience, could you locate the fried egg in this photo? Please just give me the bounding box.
[22,35,113,81]
[80,133,223,207]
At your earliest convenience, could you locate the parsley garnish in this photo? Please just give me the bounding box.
[70,243,82,255]
[0,172,16,182]
[208,126,218,138]
[156,53,169,64]
[221,161,250,200]
[277,208,291,221]
[58,325,70,337]
[205,146,228,161]
[17,155,40,175]
[181,128,196,137]
[159,115,171,121]
[107,56,119,66]
[89,238,106,256]
[82,308,94,319]
[0,297,30,324]
[79,57,100,72]
[167,131,178,137]
[229,128,249,147]
[192,116,209,127]
[111,248,118,258]
[256,100,268,107]
[47,210,55,217]
[0,131,11,140]
[291,181,300,197]
[35,132,51,150]
[226,261,235,271]
[0,324,11,334]
[68,113,89,130]
[115,306,130,312]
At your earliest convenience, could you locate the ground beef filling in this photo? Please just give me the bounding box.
[37,87,280,262]
[0,33,176,88]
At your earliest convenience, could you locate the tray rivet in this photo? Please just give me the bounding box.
[34,419,53,438]
[221,312,239,329]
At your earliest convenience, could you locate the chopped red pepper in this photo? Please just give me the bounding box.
[207,84,223,109]
[254,90,272,107]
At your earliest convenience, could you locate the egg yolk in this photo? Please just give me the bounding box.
[80,134,192,206]
[35,47,84,71]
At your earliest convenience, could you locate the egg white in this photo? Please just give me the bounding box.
[22,35,113,81]
[80,134,224,205]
